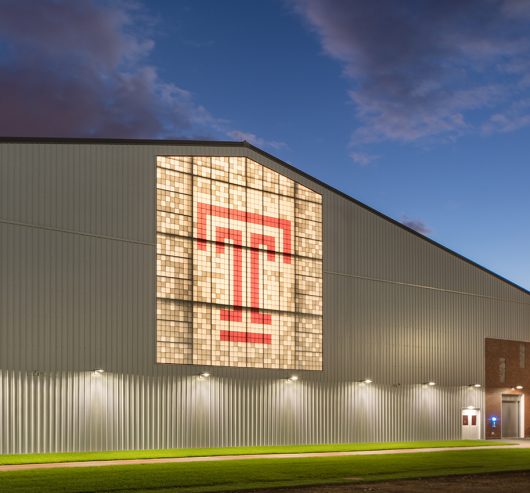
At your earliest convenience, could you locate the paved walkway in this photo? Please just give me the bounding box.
[1,441,529,472]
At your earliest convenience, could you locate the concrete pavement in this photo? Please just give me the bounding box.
[1,440,529,472]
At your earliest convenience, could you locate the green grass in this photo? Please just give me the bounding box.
[1,448,530,492]
[0,440,510,465]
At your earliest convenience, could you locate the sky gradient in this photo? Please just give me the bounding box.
[1,0,529,289]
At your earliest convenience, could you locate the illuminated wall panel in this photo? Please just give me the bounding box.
[156,156,322,370]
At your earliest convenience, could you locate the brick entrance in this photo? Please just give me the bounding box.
[485,338,530,438]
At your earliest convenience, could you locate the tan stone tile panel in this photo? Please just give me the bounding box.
[295,218,322,240]
[246,159,264,191]
[157,156,192,174]
[156,189,192,216]
[246,187,263,215]
[157,254,191,280]
[157,341,192,364]
[296,294,322,315]
[279,174,295,197]
[262,191,279,219]
[278,195,295,223]
[229,183,247,211]
[156,300,192,322]
[157,234,192,258]
[193,156,211,178]
[193,245,212,303]
[157,211,191,236]
[296,183,322,203]
[296,275,322,297]
[279,260,295,312]
[211,156,230,182]
[157,320,192,343]
[157,276,192,301]
[296,316,322,335]
[279,313,296,368]
[295,199,322,222]
[295,331,322,353]
[210,180,230,208]
[157,168,192,194]
[295,352,322,370]
[262,165,279,194]
[296,257,322,279]
[295,237,322,259]
[192,304,212,365]
[229,157,246,185]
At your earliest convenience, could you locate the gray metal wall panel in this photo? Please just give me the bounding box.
[1,141,529,452]
[0,370,484,454]
[0,222,155,374]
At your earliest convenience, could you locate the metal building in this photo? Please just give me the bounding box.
[1,137,529,454]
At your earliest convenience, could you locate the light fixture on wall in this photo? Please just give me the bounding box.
[92,369,104,376]
[287,375,299,383]
[473,383,481,388]
[424,381,436,386]
[359,379,373,384]
[198,372,210,380]
[515,385,523,390]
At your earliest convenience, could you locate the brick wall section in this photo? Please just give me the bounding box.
[485,338,530,438]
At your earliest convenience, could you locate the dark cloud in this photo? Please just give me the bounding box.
[0,0,213,138]
[0,0,278,144]
[291,0,530,155]
[401,216,432,235]
[0,0,152,69]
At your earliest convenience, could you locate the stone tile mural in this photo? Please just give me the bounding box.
[156,156,322,370]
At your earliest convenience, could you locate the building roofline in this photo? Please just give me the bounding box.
[1,135,528,296]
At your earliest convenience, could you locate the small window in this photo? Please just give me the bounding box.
[520,344,526,369]
[472,415,477,426]
[463,415,469,426]
[499,357,506,384]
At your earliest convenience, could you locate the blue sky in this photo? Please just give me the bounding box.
[1,0,530,289]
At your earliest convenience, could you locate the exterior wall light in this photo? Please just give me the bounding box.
[473,384,481,388]
[425,381,436,386]
[287,375,298,383]
[199,372,210,380]
[92,369,104,375]
[516,385,523,390]
[360,379,373,384]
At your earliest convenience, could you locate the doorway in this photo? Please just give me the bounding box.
[462,408,481,440]
[502,395,522,438]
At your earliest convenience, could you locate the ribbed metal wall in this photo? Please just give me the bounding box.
[0,141,529,453]
[0,370,483,454]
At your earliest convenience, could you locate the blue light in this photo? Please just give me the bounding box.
[491,416,497,422]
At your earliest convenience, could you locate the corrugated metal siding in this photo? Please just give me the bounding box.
[0,370,483,454]
[0,141,529,453]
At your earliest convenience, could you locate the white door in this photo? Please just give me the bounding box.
[462,409,480,440]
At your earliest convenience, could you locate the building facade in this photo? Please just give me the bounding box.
[1,138,529,454]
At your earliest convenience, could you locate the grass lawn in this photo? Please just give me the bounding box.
[0,448,530,492]
[0,439,511,466]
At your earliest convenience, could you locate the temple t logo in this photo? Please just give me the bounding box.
[156,155,323,370]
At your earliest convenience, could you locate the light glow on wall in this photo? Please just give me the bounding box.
[155,156,323,370]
